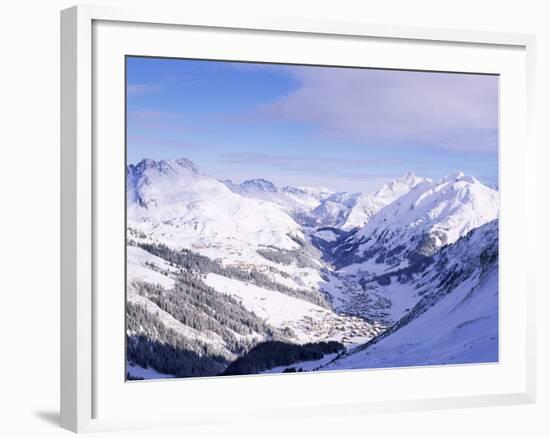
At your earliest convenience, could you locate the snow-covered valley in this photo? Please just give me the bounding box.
[126,157,499,380]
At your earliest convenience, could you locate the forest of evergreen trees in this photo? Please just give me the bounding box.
[256,248,318,269]
[132,277,276,354]
[135,241,330,308]
[221,340,344,376]
[127,302,229,377]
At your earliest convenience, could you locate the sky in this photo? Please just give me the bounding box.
[126,56,499,192]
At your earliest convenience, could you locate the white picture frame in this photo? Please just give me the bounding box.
[60,4,537,433]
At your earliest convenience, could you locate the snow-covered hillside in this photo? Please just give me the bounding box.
[322,221,499,370]
[127,159,304,258]
[204,273,382,345]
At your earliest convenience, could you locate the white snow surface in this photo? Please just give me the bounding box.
[127,363,175,380]
[204,273,326,328]
[322,265,498,370]
[127,245,176,289]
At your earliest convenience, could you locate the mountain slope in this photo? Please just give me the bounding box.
[322,220,498,370]
[307,172,428,230]
[342,172,429,230]
[332,172,498,269]
[320,175,498,325]
[126,158,387,378]
[223,178,333,218]
[127,159,304,257]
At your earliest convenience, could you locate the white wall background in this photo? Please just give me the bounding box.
[0,1,547,437]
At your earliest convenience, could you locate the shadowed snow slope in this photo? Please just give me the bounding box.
[323,266,498,369]
[322,220,499,369]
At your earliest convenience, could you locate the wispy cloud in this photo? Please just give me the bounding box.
[259,68,498,153]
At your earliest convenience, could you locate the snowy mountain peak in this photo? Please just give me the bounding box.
[130,157,200,177]
[282,185,333,198]
[377,172,430,196]
[396,171,418,183]
[453,170,465,179]
[439,170,478,184]
[340,171,498,267]
[239,178,278,193]
[222,178,335,221]
[336,173,430,231]
[171,157,200,173]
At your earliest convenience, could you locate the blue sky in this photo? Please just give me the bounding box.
[127,56,498,192]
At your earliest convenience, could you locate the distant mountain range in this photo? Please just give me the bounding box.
[222,171,430,230]
[125,157,499,379]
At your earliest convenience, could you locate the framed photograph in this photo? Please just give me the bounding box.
[61,5,536,433]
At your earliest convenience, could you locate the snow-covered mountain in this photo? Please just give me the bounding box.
[299,172,427,230]
[342,172,429,230]
[319,172,498,325]
[127,158,347,331]
[126,157,499,379]
[308,191,362,228]
[332,171,498,269]
[224,172,429,230]
[126,158,386,379]
[223,178,333,220]
[127,158,306,260]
